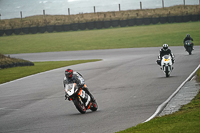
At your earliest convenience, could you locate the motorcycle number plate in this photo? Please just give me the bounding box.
[79,90,86,98]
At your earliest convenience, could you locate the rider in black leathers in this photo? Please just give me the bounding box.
[156,44,174,66]
[63,69,95,102]
[183,34,194,50]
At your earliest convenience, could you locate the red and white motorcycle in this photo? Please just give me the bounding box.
[65,83,98,114]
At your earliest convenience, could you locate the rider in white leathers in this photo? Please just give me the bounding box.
[63,69,95,102]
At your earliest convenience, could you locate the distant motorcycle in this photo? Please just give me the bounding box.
[160,55,174,77]
[65,83,98,114]
[184,40,193,55]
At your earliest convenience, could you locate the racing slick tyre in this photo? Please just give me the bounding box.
[73,98,86,114]
[90,101,98,111]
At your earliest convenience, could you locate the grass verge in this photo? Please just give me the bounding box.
[0,59,100,84]
[0,21,200,54]
[117,69,200,133]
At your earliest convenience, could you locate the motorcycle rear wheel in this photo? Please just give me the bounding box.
[73,98,86,114]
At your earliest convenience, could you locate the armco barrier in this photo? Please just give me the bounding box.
[0,14,199,36]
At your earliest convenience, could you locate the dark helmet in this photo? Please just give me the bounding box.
[186,34,190,38]
[163,44,168,51]
[65,69,73,78]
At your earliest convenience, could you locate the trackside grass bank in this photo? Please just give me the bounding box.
[0,59,100,84]
[0,21,200,54]
[117,69,200,133]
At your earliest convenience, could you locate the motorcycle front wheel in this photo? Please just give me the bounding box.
[90,101,98,111]
[73,98,86,114]
[165,67,170,77]
[188,47,192,55]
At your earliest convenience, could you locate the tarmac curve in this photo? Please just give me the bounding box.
[0,46,200,133]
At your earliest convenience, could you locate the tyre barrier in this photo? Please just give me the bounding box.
[79,23,87,30]
[86,22,95,30]
[95,21,103,29]
[127,19,135,26]
[22,27,29,34]
[30,27,38,34]
[38,26,46,33]
[46,25,54,33]
[14,28,21,35]
[0,62,34,69]
[0,14,199,36]
[70,23,79,31]
[103,21,111,28]
[119,20,127,27]
[5,29,13,36]
[111,20,119,27]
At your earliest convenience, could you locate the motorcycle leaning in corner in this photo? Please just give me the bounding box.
[64,82,98,114]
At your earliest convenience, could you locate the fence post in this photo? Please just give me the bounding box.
[0,14,1,20]
[140,1,142,10]
[68,8,70,15]
[94,6,96,13]
[162,0,164,8]
[183,0,185,6]
[43,10,45,18]
[119,4,121,11]
[20,11,22,20]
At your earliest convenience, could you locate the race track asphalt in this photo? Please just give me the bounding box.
[1,46,200,133]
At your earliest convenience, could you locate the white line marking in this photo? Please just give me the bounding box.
[144,64,200,123]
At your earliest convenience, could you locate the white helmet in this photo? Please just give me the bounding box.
[163,44,168,51]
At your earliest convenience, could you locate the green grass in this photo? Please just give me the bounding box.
[0,21,200,54]
[0,59,100,84]
[117,69,200,133]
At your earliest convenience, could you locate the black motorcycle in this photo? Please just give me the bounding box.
[184,40,193,55]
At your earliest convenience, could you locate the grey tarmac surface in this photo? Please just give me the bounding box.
[1,46,200,133]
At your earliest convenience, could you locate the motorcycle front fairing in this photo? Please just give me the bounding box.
[64,83,91,108]
[161,55,173,72]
